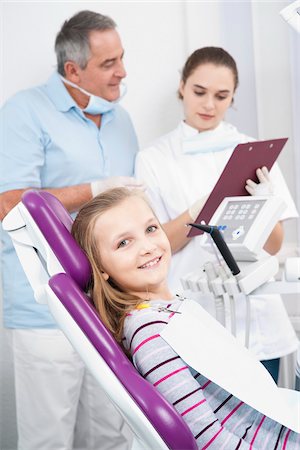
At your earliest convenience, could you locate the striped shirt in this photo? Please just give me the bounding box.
[123,299,300,449]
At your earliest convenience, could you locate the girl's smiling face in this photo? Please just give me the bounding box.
[94,195,172,300]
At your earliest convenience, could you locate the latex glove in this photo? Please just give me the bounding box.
[188,195,209,221]
[245,166,274,196]
[91,176,145,197]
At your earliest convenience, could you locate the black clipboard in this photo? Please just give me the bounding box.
[188,137,288,237]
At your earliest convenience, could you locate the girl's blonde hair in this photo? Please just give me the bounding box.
[71,187,150,344]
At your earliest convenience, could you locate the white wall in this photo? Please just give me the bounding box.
[252,1,298,247]
[1,1,186,147]
[290,20,300,243]
[1,1,299,448]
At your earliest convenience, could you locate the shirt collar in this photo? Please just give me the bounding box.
[44,72,78,112]
[180,119,226,139]
[44,72,116,122]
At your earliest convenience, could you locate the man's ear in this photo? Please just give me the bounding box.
[64,61,81,83]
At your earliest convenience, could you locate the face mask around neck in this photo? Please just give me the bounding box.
[182,124,242,154]
[60,75,126,115]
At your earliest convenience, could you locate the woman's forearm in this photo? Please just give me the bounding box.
[263,222,283,255]
[162,209,193,253]
[163,213,284,258]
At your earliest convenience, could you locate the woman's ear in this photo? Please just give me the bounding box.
[179,81,185,99]
[230,97,237,110]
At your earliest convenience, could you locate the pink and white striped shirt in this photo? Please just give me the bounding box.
[123,299,299,449]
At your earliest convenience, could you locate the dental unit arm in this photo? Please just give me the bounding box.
[184,195,288,294]
[183,195,300,348]
[188,223,241,276]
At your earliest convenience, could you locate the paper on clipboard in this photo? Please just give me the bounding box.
[160,300,300,433]
[188,138,288,237]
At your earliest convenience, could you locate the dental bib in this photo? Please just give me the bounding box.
[160,299,300,433]
[182,122,244,154]
[60,75,127,115]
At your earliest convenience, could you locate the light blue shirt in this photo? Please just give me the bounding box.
[0,72,138,328]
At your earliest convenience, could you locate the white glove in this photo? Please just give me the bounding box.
[91,176,145,197]
[245,166,274,197]
[188,195,209,221]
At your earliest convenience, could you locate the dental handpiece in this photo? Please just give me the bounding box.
[188,223,241,276]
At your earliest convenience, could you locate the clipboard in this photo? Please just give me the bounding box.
[188,137,288,237]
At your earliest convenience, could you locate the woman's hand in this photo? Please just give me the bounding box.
[245,166,274,197]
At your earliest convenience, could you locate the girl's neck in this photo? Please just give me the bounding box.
[135,288,174,302]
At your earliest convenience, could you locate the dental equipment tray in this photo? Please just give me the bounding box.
[202,196,287,261]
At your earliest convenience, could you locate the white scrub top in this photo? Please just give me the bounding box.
[135,120,299,360]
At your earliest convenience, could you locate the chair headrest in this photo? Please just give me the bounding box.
[22,190,91,290]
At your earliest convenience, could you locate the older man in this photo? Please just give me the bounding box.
[0,10,139,449]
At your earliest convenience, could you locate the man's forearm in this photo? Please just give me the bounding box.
[0,184,92,221]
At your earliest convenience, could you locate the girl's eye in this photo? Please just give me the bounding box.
[216,95,228,101]
[194,91,205,96]
[117,239,129,248]
[146,225,158,233]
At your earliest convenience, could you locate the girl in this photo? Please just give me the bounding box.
[72,187,299,449]
[135,47,299,382]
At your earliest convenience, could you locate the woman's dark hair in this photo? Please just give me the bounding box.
[179,46,239,99]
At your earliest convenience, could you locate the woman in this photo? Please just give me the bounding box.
[135,47,299,382]
[71,187,299,449]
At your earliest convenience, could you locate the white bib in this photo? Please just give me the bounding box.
[160,299,300,433]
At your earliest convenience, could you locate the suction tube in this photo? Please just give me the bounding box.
[188,223,240,276]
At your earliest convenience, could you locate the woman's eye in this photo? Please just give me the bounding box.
[146,225,158,233]
[216,95,229,101]
[117,239,129,248]
[194,91,204,96]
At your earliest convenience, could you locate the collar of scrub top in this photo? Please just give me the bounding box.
[44,72,117,118]
[181,120,242,154]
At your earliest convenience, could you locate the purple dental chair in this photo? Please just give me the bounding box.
[2,189,198,450]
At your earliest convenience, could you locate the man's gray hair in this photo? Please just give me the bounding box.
[55,10,116,76]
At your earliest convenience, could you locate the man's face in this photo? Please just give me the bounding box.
[76,29,126,102]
